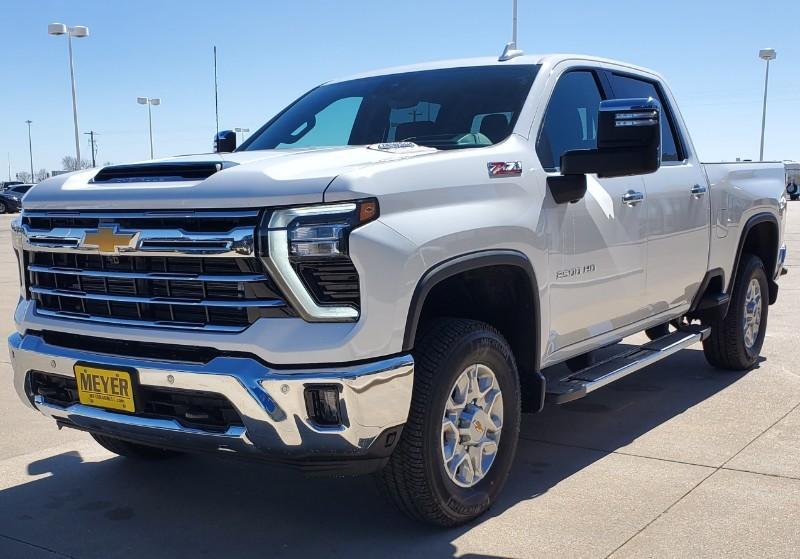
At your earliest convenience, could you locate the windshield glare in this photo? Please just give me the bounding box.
[242,65,539,151]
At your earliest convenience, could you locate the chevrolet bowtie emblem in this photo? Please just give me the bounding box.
[81,227,136,253]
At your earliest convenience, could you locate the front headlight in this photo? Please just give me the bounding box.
[258,200,378,322]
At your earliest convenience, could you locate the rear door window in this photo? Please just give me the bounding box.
[608,74,684,162]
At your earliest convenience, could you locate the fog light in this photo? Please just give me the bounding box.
[304,385,342,426]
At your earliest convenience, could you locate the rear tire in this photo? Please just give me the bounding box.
[0,202,7,214]
[702,254,768,370]
[91,433,181,459]
[376,318,521,526]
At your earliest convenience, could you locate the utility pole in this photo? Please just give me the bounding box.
[6,152,10,182]
[84,130,98,167]
[25,120,34,182]
[758,48,777,161]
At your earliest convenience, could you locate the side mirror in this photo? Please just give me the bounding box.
[214,130,237,153]
[548,98,662,204]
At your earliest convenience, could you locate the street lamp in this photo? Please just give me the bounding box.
[48,23,89,163]
[234,127,250,144]
[758,48,776,161]
[25,120,34,182]
[137,97,161,159]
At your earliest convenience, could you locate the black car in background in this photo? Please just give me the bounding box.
[0,183,34,213]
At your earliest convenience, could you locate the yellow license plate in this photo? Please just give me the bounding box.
[74,364,136,413]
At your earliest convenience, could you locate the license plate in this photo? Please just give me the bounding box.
[74,364,136,413]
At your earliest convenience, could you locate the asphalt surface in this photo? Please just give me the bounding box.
[0,209,798,559]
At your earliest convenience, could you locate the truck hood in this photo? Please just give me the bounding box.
[23,145,437,211]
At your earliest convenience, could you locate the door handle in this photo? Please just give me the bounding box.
[691,184,707,198]
[621,190,644,206]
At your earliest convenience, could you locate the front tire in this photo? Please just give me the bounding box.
[0,201,7,214]
[703,254,768,370]
[377,318,521,526]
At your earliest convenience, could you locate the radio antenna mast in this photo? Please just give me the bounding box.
[499,0,524,61]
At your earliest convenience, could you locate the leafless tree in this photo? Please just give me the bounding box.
[35,168,49,182]
[61,155,92,171]
[16,171,31,183]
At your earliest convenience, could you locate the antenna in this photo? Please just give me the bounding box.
[499,0,524,61]
[214,46,220,139]
[512,0,517,46]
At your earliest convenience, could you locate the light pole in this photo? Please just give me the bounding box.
[48,23,89,163]
[25,120,34,182]
[234,127,250,145]
[137,97,161,159]
[758,48,776,161]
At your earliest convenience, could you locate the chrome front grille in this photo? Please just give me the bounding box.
[20,210,295,331]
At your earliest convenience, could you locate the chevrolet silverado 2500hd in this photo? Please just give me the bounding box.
[8,54,788,526]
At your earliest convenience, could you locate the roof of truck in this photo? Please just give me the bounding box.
[327,54,657,84]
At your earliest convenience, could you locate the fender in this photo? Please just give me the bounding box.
[728,212,780,305]
[402,249,541,373]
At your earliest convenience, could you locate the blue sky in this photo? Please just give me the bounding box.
[1,0,798,176]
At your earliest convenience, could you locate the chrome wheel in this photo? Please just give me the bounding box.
[743,278,763,350]
[441,363,504,488]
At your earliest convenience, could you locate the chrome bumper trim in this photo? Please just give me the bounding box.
[8,333,413,459]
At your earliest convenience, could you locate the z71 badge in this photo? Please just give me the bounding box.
[487,161,522,178]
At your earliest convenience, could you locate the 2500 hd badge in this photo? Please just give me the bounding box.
[556,264,597,279]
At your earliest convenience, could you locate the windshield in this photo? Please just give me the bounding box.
[241,65,539,151]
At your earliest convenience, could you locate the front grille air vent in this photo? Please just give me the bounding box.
[295,259,360,309]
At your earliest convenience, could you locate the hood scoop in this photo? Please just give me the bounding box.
[91,161,234,184]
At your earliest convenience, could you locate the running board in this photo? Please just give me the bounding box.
[545,325,711,404]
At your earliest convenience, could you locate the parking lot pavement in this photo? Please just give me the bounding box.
[0,209,798,559]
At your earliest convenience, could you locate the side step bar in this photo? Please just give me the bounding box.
[545,325,711,404]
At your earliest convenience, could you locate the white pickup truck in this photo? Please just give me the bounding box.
[9,54,788,526]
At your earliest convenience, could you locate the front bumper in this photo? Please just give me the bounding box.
[8,332,413,474]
